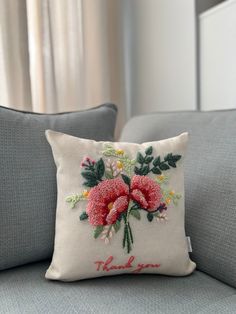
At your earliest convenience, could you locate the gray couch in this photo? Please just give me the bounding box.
[1,109,236,313]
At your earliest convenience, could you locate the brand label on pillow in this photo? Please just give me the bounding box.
[186,236,192,253]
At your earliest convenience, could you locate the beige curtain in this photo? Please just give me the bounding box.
[0,0,126,135]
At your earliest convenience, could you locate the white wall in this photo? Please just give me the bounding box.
[200,0,236,111]
[123,0,197,117]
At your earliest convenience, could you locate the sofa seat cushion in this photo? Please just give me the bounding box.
[0,262,235,314]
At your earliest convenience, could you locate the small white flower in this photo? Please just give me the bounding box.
[105,159,111,167]
[104,237,110,245]
[156,213,168,222]
[101,227,108,235]
[113,170,118,176]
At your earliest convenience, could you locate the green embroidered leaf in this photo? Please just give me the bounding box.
[151,167,161,174]
[82,171,99,187]
[153,156,161,167]
[79,211,88,221]
[145,146,153,155]
[83,180,98,187]
[81,171,97,181]
[173,199,178,206]
[167,161,176,168]
[164,153,182,168]
[145,156,154,164]
[137,152,145,163]
[159,163,170,171]
[130,209,141,220]
[147,212,154,222]
[94,225,104,239]
[141,165,150,175]
[134,166,142,175]
[164,153,172,162]
[113,220,121,233]
[121,174,131,186]
[172,154,181,162]
[95,158,105,179]
[131,202,139,209]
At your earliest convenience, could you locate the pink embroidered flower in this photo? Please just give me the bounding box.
[130,175,162,212]
[80,156,95,168]
[105,159,124,177]
[86,178,129,226]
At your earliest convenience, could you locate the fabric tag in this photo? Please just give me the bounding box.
[186,236,192,253]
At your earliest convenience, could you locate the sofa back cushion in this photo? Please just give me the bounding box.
[0,104,117,270]
[120,110,236,288]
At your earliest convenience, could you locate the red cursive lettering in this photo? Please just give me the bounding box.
[94,256,161,273]
[132,263,161,273]
[95,256,135,272]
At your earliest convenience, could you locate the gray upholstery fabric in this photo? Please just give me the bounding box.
[199,295,236,314]
[120,110,236,289]
[0,104,117,271]
[0,261,235,314]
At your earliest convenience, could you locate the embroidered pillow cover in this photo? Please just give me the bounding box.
[45,130,196,281]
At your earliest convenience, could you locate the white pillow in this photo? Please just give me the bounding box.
[45,130,195,281]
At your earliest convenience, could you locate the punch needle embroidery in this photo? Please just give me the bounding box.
[66,145,182,253]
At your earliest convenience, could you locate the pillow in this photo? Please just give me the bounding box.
[0,103,117,270]
[45,130,196,281]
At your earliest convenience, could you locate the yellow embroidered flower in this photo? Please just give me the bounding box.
[169,190,175,196]
[116,160,124,170]
[82,190,90,198]
[165,198,171,205]
[157,175,165,182]
[108,202,114,211]
[116,149,124,155]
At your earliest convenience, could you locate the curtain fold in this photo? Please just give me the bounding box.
[0,0,126,135]
[0,0,32,111]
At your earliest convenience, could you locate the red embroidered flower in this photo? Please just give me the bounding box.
[130,175,162,212]
[86,178,129,226]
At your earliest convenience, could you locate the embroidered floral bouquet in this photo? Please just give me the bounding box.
[66,144,182,254]
[45,131,195,281]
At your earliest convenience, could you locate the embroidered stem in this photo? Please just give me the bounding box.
[122,203,133,253]
[106,225,113,238]
[128,222,133,243]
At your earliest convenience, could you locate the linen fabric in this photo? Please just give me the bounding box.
[0,104,117,270]
[46,130,195,281]
[120,109,236,288]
